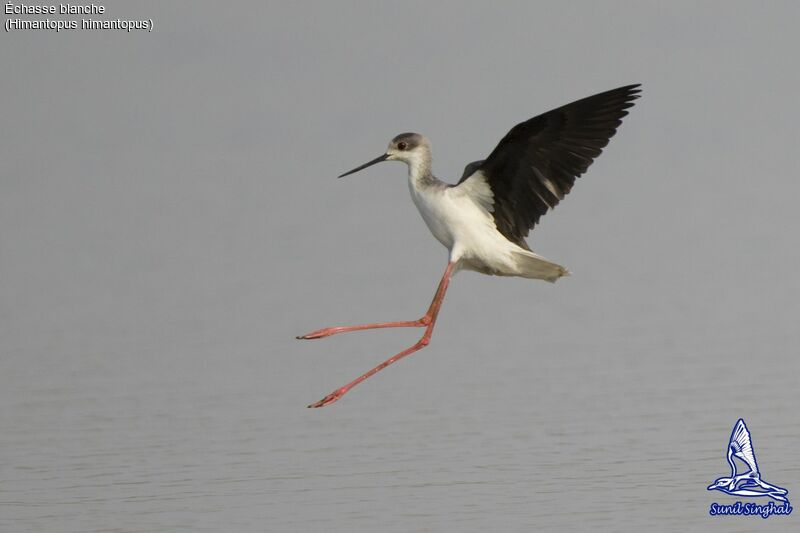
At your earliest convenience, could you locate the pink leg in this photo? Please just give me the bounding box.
[297,319,426,340]
[296,263,450,340]
[308,262,455,408]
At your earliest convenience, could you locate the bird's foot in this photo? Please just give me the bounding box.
[307,388,347,408]
[297,319,428,340]
[296,327,336,340]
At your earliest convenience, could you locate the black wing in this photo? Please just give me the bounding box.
[461,84,641,248]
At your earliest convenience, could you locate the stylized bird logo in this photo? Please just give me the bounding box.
[708,419,789,502]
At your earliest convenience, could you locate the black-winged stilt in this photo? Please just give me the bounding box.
[300,84,642,408]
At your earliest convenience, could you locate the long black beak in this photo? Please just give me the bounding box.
[338,153,389,178]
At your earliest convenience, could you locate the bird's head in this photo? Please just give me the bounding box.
[385,132,429,163]
[338,132,431,178]
[707,477,731,491]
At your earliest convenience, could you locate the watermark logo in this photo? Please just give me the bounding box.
[708,419,791,519]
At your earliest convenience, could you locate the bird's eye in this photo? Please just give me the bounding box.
[397,142,408,150]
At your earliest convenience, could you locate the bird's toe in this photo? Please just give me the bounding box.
[307,388,346,408]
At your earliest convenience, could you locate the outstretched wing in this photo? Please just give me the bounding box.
[729,419,759,474]
[459,84,641,248]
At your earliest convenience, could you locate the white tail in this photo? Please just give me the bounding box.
[512,251,570,282]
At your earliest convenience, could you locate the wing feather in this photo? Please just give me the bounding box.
[461,84,641,247]
[730,419,759,474]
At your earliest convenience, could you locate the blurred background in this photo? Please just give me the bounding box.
[1,1,798,531]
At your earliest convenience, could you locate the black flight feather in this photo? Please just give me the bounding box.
[460,84,641,249]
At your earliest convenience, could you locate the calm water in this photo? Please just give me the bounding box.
[2,268,798,532]
[3,3,800,531]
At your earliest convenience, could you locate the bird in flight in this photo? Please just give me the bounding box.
[707,419,789,502]
[299,84,642,408]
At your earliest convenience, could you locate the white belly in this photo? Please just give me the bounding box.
[409,179,515,269]
[408,174,567,281]
[410,185,457,249]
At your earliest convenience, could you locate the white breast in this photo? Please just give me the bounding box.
[409,172,517,269]
[408,180,456,249]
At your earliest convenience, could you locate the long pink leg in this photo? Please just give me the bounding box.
[297,319,425,340]
[308,262,455,408]
[296,263,451,340]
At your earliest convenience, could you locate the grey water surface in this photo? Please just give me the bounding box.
[2,2,799,532]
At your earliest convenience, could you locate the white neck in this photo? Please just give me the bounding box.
[405,149,435,190]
